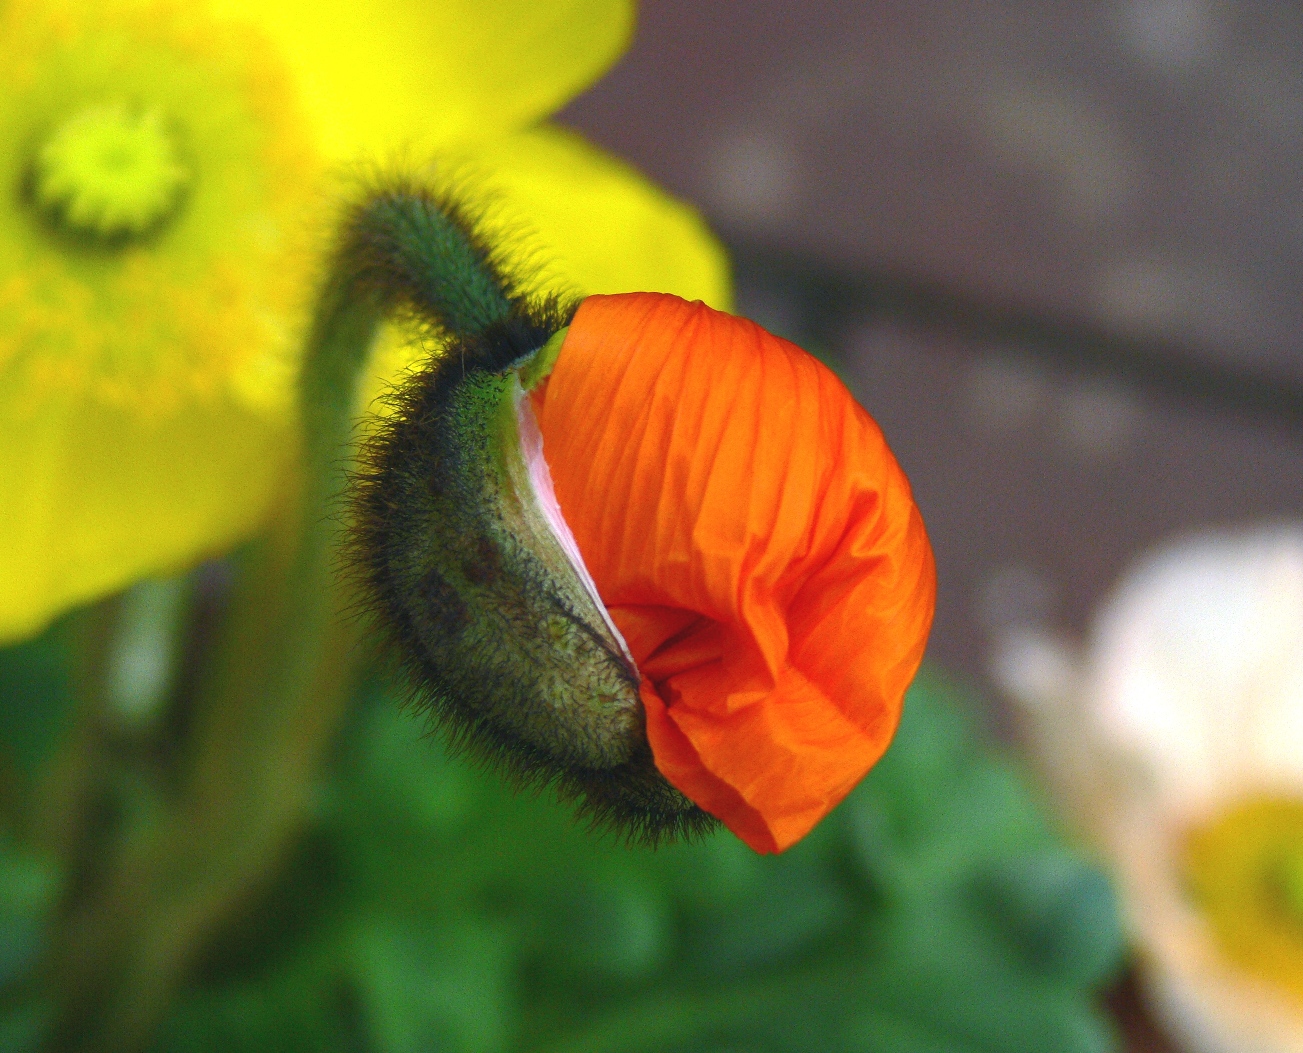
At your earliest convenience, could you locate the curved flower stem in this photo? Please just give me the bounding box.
[29,596,121,865]
[41,187,514,1053]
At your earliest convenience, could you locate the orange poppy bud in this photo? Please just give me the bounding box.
[532,292,936,853]
[339,187,932,853]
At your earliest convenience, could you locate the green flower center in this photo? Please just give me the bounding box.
[33,102,190,240]
[1279,844,1303,927]
[1185,796,1303,1003]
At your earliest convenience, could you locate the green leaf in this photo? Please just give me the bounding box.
[532,872,671,981]
[348,911,518,1053]
[344,696,480,839]
[0,1000,50,1053]
[971,850,1126,987]
[844,674,1054,892]
[151,957,350,1053]
[840,1001,980,1053]
[685,849,853,974]
[830,671,1125,1053]
[0,843,61,989]
[201,664,1126,1053]
[860,872,1119,1053]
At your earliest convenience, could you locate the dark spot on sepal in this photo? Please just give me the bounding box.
[462,536,501,586]
[414,566,469,638]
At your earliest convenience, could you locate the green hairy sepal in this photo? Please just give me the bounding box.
[325,182,713,843]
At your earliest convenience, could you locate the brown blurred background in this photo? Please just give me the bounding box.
[560,3,1303,1049]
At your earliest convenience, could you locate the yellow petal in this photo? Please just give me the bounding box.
[0,0,317,643]
[0,395,286,645]
[203,0,635,161]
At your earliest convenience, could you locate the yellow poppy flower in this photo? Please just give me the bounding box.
[0,0,730,644]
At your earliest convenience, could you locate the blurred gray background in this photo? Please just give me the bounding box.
[561,4,1303,1048]
[562,0,1302,702]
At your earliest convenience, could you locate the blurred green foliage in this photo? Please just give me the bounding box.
[0,615,77,782]
[0,617,1125,1053]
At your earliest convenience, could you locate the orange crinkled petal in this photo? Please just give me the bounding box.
[532,292,936,853]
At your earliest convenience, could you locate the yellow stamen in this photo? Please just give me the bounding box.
[33,102,189,240]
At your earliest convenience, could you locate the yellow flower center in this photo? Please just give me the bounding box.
[33,102,190,240]
[1185,796,1303,1005]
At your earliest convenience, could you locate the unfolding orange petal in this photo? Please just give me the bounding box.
[532,292,936,852]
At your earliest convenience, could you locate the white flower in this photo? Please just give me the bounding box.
[998,524,1303,1053]
[1089,525,1303,818]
